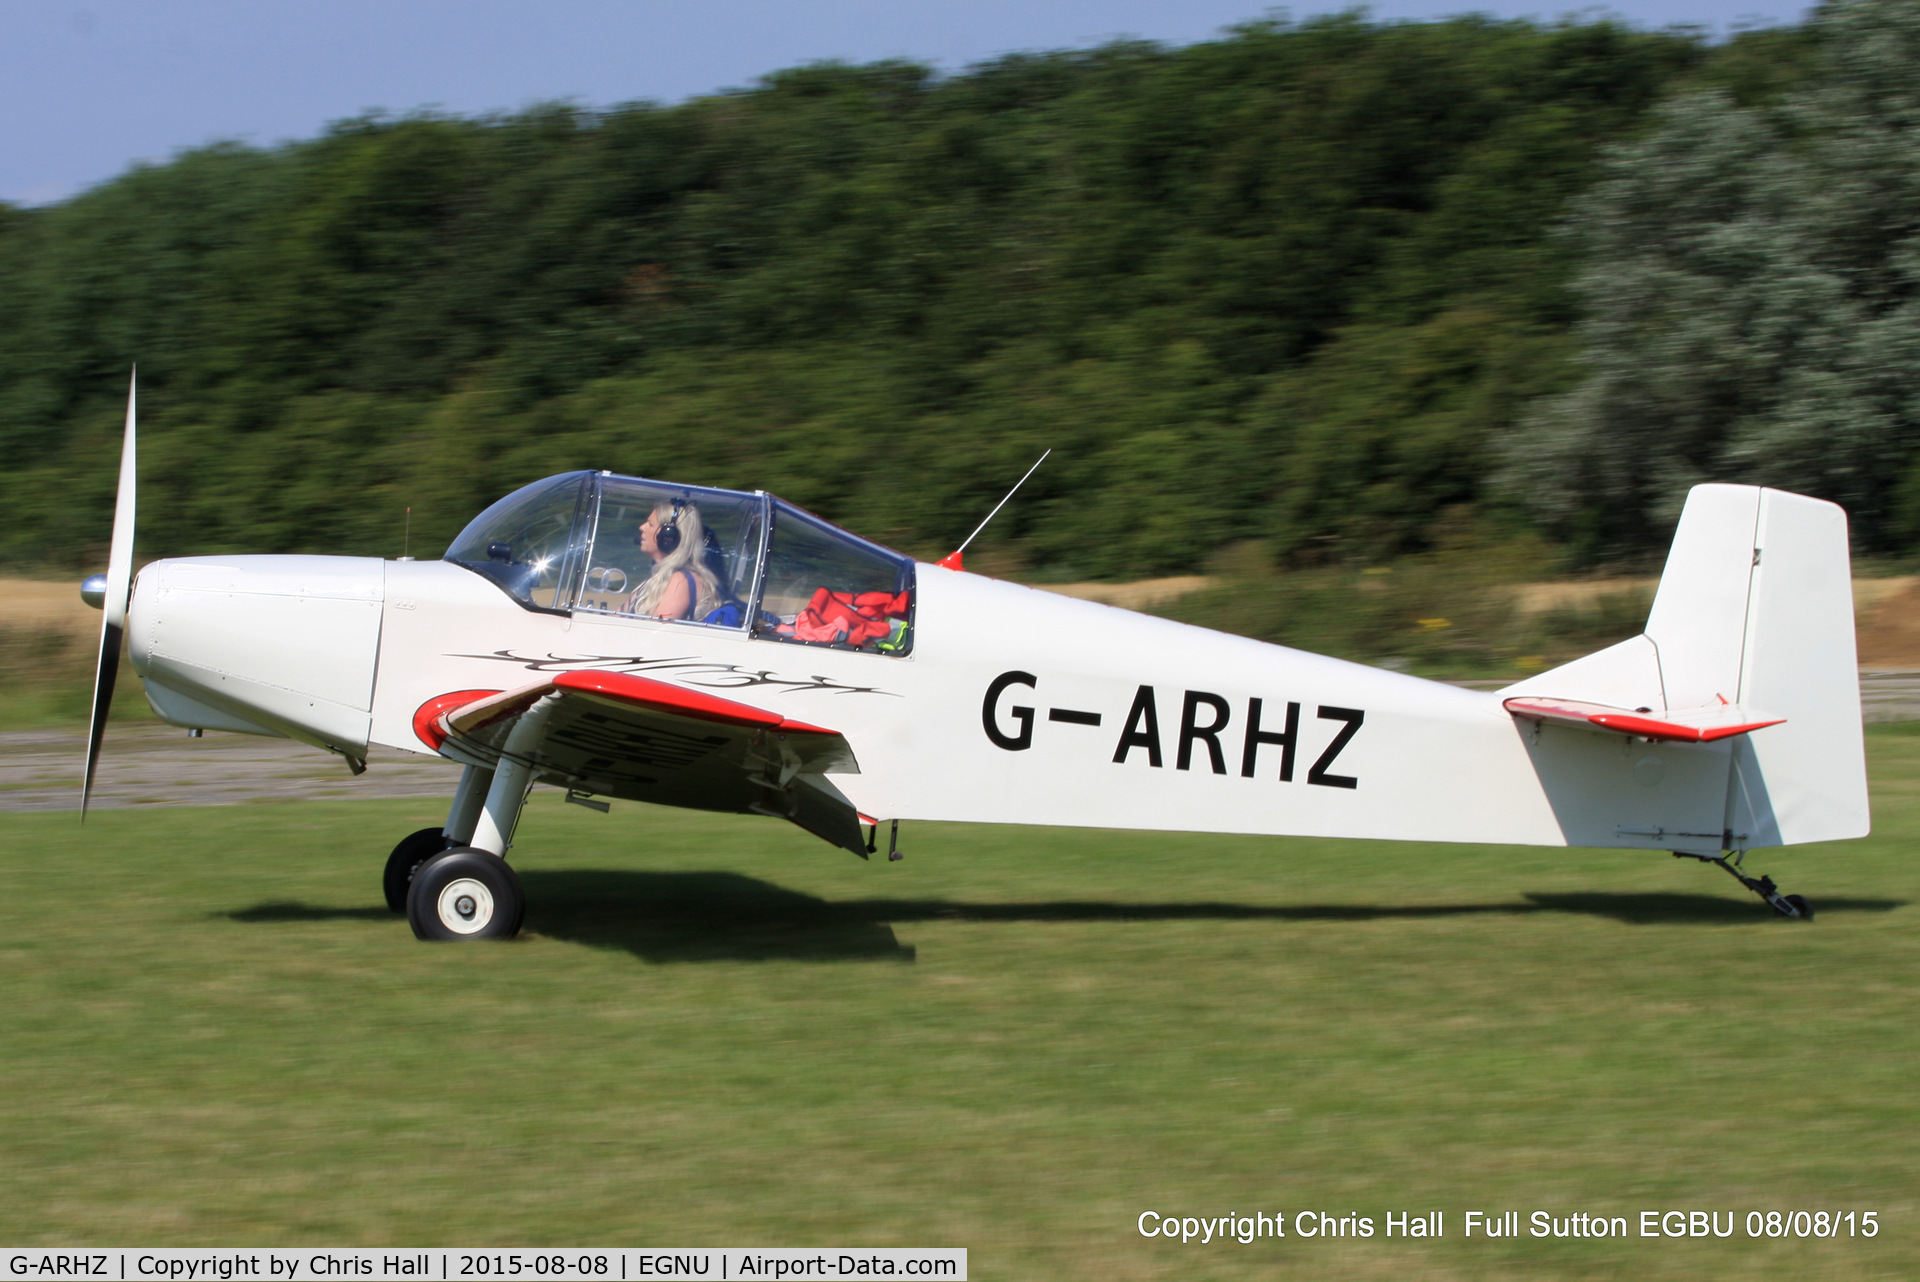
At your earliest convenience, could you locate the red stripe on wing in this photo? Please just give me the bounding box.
[551,669,839,735]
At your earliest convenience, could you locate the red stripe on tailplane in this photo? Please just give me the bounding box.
[1503,695,1785,743]
[551,669,840,736]
[1587,711,1786,742]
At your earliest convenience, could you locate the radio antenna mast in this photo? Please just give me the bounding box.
[938,449,1050,572]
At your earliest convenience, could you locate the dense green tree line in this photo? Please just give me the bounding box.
[1515,0,1920,558]
[0,11,1835,576]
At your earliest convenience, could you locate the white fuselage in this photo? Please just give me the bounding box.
[130,555,1744,855]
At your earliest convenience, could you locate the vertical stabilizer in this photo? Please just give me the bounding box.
[1501,483,1868,851]
[1643,484,1762,711]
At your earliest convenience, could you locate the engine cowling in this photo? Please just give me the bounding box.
[128,555,385,756]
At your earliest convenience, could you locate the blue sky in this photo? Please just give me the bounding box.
[6,0,1813,207]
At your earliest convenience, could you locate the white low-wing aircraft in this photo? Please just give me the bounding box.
[82,376,1867,939]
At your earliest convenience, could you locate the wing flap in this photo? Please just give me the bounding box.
[750,772,870,858]
[1504,695,1785,744]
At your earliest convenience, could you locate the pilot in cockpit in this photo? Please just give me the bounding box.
[627,500,723,621]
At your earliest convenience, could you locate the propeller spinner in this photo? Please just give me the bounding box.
[81,370,137,819]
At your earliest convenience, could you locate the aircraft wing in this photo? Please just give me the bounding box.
[420,671,869,856]
[1503,695,1785,743]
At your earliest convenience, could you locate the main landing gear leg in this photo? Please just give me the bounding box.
[469,741,537,860]
[1672,850,1813,921]
[445,763,493,846]
[407,700,557,942]
[382,764,493,914]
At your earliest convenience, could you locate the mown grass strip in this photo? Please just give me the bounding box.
[0,735,1913,1277]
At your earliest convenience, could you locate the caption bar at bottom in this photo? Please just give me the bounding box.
[0,1251,966,1282]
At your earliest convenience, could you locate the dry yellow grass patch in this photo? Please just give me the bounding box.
[1033,576,1217,610]
[0,578,97,638]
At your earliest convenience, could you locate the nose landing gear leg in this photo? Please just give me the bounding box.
[1672,850,1813,920]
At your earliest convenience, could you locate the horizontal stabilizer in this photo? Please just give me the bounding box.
[1504,695,1784,744]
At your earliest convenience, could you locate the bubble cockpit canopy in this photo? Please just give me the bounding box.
[442,471,595,612]
[443,471,916,655]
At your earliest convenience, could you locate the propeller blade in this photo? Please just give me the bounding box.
[82,369,137,820]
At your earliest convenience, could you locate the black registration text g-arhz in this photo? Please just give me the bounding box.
[984,673,1363,788]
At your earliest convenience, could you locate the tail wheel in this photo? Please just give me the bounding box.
[407,847,526,941]
[383,827,453,914]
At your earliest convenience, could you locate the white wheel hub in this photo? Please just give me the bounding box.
[437,876,496,935]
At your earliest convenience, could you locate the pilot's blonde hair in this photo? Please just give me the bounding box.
[629,500,722,619]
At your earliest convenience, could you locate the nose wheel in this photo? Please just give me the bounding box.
[407,847,527,941]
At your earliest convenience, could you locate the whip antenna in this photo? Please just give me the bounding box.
[938,449,1050,572]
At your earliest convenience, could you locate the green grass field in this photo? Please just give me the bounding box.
[1,734,1916,1279]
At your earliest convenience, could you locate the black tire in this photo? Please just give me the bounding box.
[1784,893,1814,922]
[407,847,525,941]
[384,827,451,914]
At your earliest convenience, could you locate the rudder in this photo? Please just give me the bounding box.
[1642,484,1866,846]
[1729,489,1868,845]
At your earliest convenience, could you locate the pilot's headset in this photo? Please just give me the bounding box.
[641,497,688,556]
